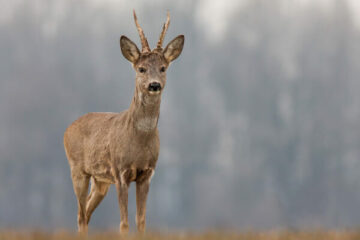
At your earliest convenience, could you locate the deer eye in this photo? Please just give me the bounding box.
[160,66,166,73]
[138,67,146,73]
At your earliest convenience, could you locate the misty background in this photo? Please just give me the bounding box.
[1,0,360,231]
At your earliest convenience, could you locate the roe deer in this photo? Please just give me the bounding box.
[63,10,184,234]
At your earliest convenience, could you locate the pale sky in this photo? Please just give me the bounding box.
[1,0,360,39]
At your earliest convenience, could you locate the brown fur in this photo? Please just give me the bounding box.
[64,12,184,235]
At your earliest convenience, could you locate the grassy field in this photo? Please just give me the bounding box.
[1,230,360,240]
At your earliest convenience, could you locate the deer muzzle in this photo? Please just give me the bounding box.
[148,82,162,92]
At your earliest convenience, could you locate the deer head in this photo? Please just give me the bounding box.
[120,11,184,104]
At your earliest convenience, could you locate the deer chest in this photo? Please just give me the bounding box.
[113,133,160,170]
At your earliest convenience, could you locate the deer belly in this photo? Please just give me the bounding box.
[93,175,115,184]
[87,162,115,184]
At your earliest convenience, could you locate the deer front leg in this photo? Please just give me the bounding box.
[116,169,132,234]
[136,168,154,233]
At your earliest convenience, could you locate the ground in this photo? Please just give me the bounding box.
[1,230,360,240]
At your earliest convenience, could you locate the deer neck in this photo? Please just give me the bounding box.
[127,86,161,133]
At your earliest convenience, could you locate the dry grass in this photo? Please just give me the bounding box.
[1,230,360,240]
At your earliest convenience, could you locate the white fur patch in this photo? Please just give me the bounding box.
[120,171,127,186]
[148,169,155,183]
[136,117,158,132]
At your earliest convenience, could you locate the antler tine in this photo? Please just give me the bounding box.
[156,11,170,49]
[133,10,151,53]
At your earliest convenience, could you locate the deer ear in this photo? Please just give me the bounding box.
[163,35,184,63]
[120,35,140,63]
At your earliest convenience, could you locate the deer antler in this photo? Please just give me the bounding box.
[156,11,170,50]
[133,10,151,53]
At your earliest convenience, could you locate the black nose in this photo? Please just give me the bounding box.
[148,82,162,91]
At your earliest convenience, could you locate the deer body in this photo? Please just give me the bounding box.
[64,11,184,234]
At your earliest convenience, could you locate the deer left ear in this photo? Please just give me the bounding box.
[163,35,184,63]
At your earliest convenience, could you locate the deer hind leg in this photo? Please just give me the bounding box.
[71,172,90,234]
[85,178,110,224]
[135,168,154,233]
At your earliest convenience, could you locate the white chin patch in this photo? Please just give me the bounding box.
[148,90,161,95]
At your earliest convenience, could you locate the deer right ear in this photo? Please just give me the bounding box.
[120,36,140,63]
